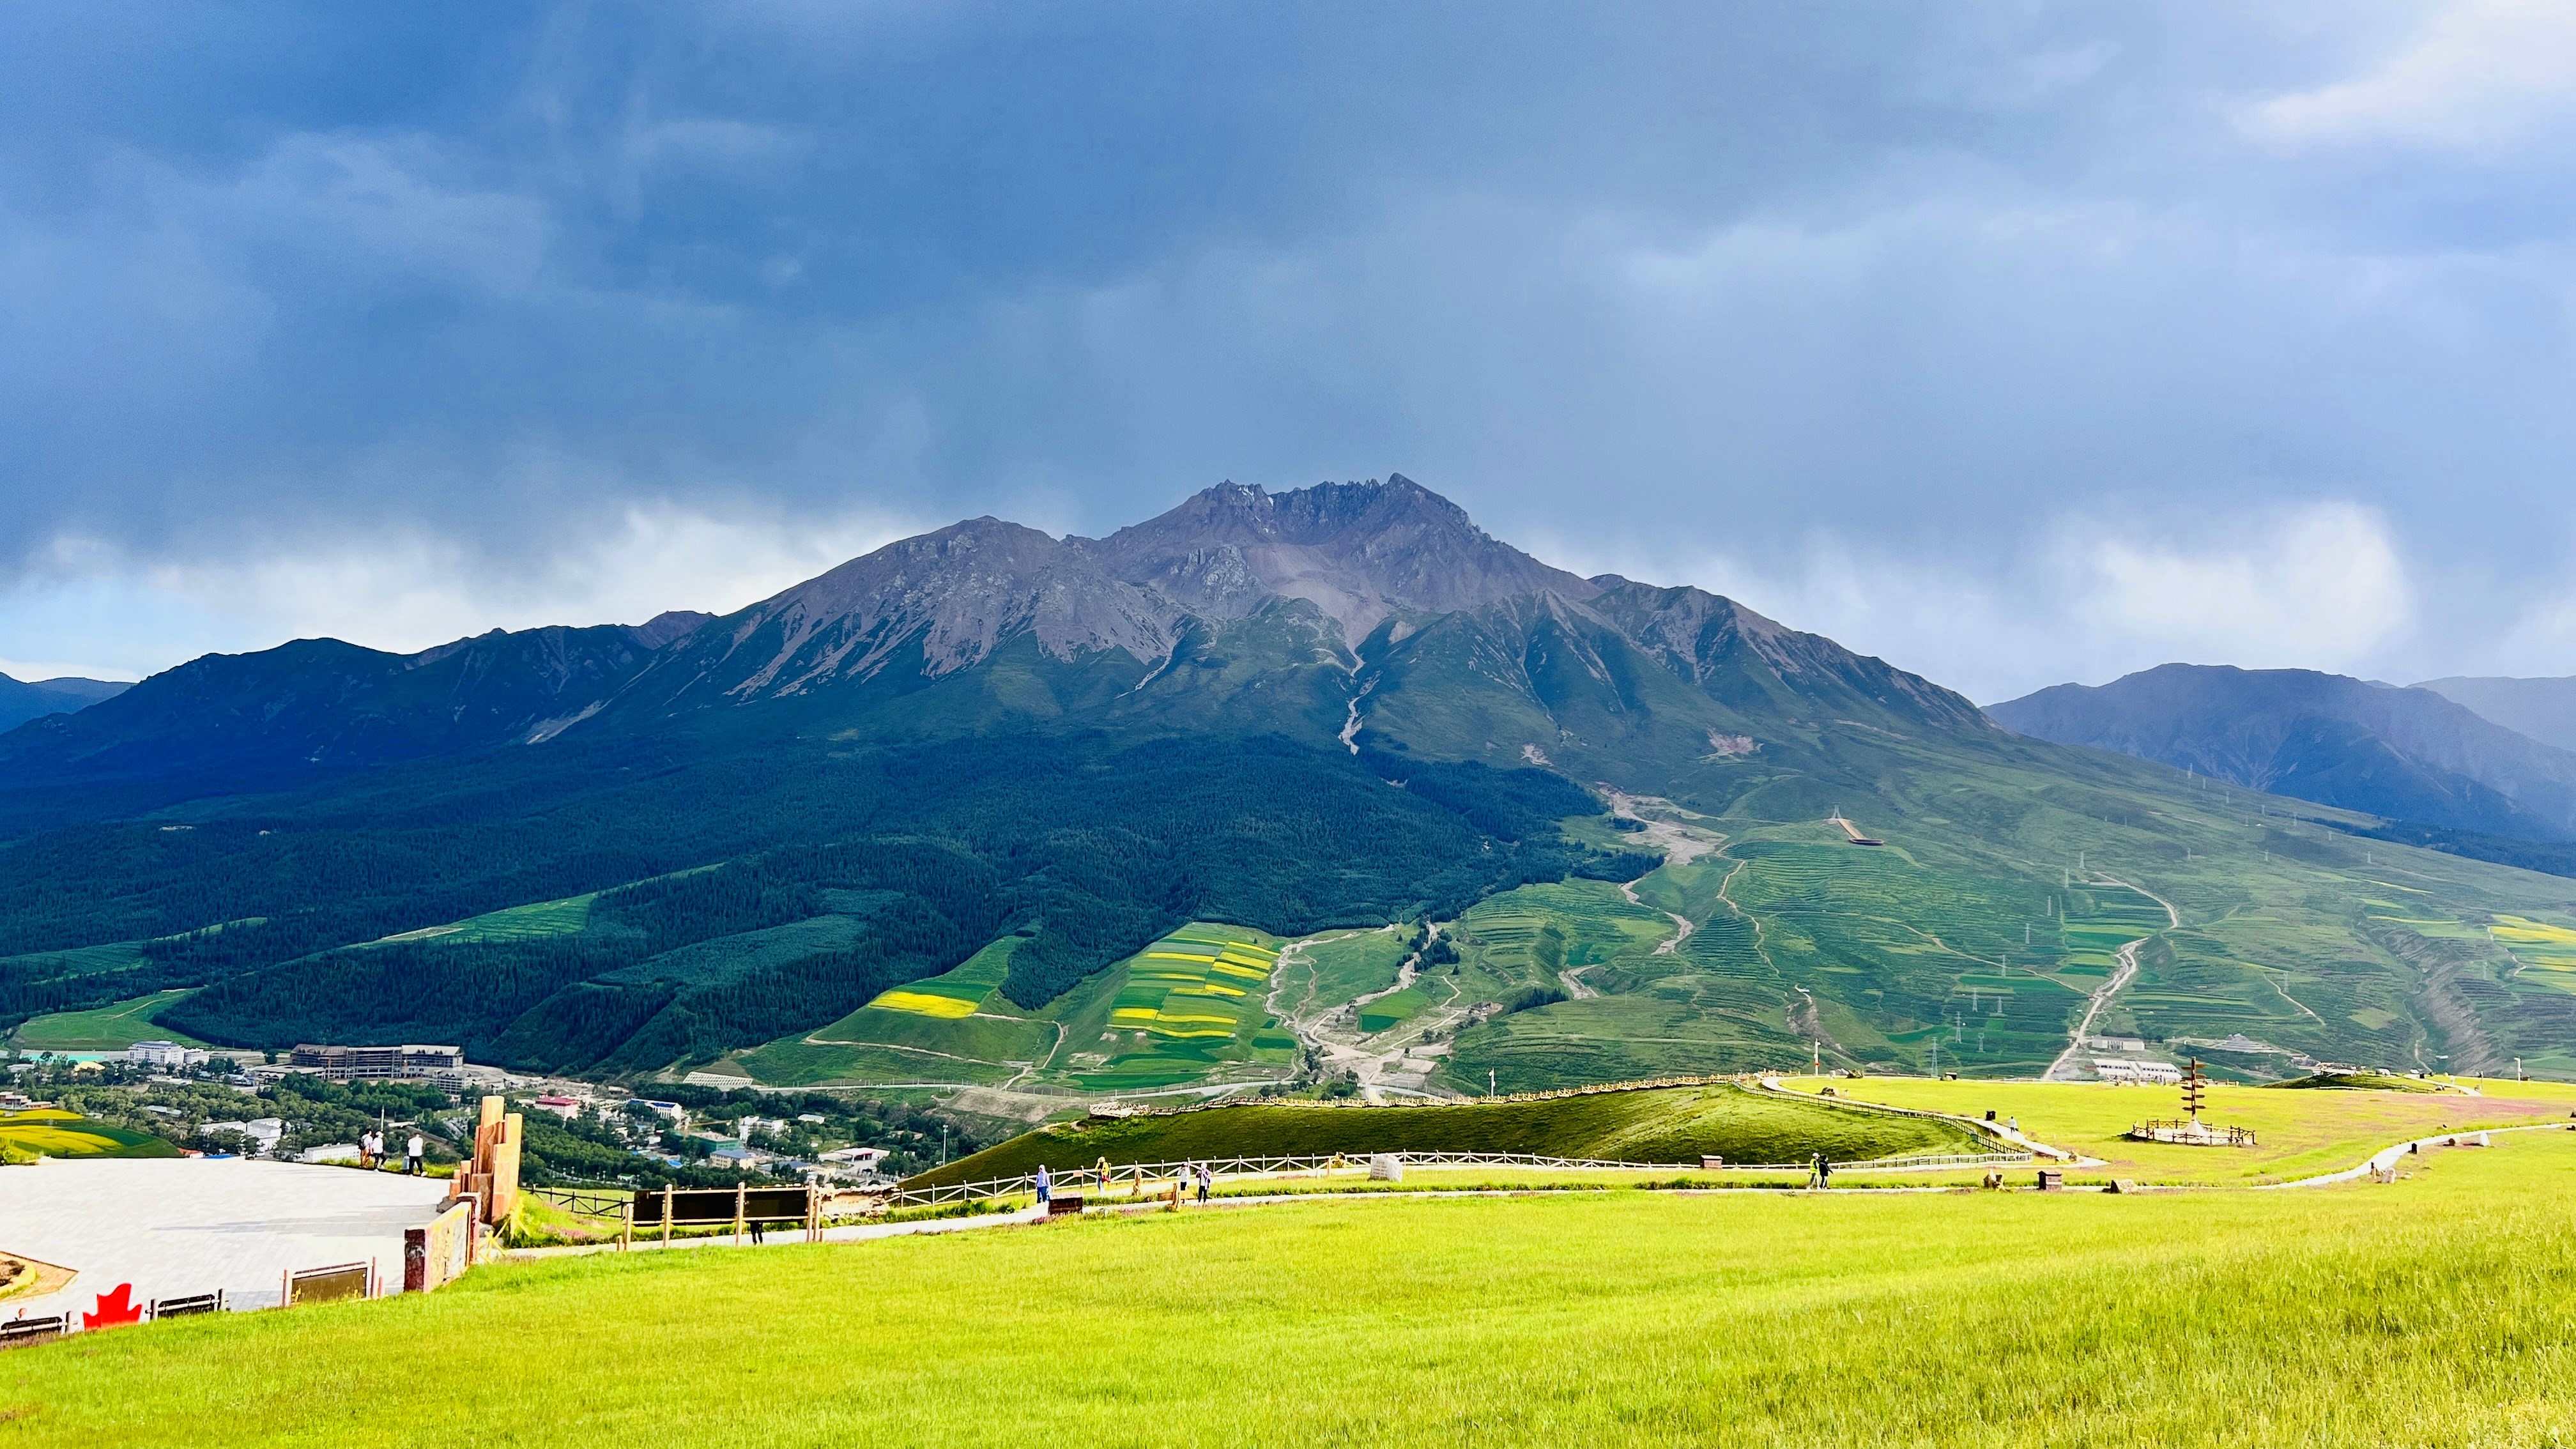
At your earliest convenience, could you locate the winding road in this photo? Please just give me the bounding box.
[2041,873,2181,1083]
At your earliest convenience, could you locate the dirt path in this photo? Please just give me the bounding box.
[1268,926,1471,1103]
[2037,873,2180,1083]
[1600,787,1724,961]
[2044,936,2143,1082]
[2098,874,2181,930]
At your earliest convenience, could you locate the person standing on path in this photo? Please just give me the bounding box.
[1195,1162,1211,1204]
[1035,1163,1052,1211]
[406,1132,424,1175]
[1816,1154,1834,1190]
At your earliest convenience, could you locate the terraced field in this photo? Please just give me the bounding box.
[726,925,1299,1094]
[862,937,1019,1020]
[1081,926,1296,1092]
[2491,916,2576,989]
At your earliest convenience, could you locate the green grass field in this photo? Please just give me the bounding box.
[1777,1074,2576,1183]
[1279,928,1410,1012]
[6,989,205,1052]
[12,1130,2576,1445]
[910,1082,1982,1185]
[367,893,597,946]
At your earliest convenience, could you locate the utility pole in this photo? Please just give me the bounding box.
[1811,1040,1820,1077]
[1489,1069,1497,1098]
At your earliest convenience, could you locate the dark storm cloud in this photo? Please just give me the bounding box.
[4,2,2572,693]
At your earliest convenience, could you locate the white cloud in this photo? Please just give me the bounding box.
[1537,501,2419,704]
[2243,0,2576,153]
[0,506,916,680]
[2489,588,2576,675]
[2065,502,2416,671]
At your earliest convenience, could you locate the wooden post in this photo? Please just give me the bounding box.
[620,1200,632,1253]
[661,1189,672,1246]
[733,1181,747,1246]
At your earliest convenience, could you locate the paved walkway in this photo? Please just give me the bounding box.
[0,1158,448,1317]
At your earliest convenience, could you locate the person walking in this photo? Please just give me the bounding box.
[1195,1162,1211,1204]
[1035,1162,1053,1211]
[405,1132,424,1175]
[358,1129,376,1169]
[1808,1151,1825,1191]
[1816,1154,1834,1191]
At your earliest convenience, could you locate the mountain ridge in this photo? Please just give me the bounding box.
[0,670,130,733]
[2416,675,2576,755]
[0,477,1978,795]
[1987,663,2576,842]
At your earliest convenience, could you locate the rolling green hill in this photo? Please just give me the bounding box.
[908,1082,1982,1186]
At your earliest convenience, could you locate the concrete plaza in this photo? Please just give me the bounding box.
[1,1157,449,1319]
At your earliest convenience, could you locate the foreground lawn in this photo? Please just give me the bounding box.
[9,1131,2576,1446]
[1777,1073,2576,1183]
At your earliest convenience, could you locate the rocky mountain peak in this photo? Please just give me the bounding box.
[1090,475,1598,643]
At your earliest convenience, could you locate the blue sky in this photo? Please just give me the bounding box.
[5,2,2575,700]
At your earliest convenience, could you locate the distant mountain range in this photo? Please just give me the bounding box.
[1987,664,2576,845]
[2416,675,2576,754]
[0,671,128,733]
[6,477,2575,1087]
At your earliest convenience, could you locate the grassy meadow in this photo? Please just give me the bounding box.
[10,1129,2576,1446]
[5,988,203,1052]
[1778,1073,2576,1183]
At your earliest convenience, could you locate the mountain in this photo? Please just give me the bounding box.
[1985,664,2576,841]
[7,479,2576,1091]
[2416,675,2576,754]
[0,671,128,732]
[0,612,711,792]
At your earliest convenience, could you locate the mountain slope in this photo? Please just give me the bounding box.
[2417,675,2576,754]
[1988,664,2576,842]
[0,671,128,732]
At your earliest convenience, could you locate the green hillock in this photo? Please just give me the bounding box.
[2264,1071,2460,1094]
[907,1082,1982,1185]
